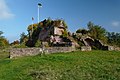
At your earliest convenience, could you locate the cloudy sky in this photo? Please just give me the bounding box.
[0,0,120,42]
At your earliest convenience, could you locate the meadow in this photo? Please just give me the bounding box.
[0,50,120,80]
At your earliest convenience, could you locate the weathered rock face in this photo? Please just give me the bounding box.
[81,46,92,51]
[38,20,65,42]
[10,47,76,58]
[80,36,116,51]
[106,46,114,51]
[107,46,120,51]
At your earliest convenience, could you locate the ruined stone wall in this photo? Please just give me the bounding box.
[9,46,120,58]
[10,47,76,58]
[108,46,120,51]
[45,47,76,53]
[81,46,92,51]
[10,48,43,58]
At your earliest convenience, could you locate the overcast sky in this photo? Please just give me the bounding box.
[0,0,120,42]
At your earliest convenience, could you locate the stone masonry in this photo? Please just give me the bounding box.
[10,47,76,58]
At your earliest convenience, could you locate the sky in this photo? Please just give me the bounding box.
[0,0,120,42]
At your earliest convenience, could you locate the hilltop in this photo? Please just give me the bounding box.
[17,19,120,51]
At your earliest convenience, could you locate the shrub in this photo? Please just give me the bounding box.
[35,40,41,47]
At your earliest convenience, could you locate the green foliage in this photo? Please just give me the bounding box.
[20,32,28,44]
[0,51,120,80]
[62,20,68,28]
[0,31,9,47]
[78,41,84,46]
[13,43,27,48]
[87,21,107,43]
[87,21,94,30]
[76,28,88,35]
[0,38,9,47]
[44,18,52,27]
[107,32,120,47]
[52,19,61,27]
[0,31,3,36]
[35,40,41,47]
[62,29,68,37]
[27,23,39,32]
[53,19,68,28]
[10,40,19,46]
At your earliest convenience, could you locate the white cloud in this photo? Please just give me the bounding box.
[0,0,14,20]
[111,21,120,27]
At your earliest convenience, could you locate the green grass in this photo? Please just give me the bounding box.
[0,51,120,80]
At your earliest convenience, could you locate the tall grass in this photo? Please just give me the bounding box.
[0,51,120,80]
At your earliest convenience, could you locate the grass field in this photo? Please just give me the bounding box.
[0,50,120,80]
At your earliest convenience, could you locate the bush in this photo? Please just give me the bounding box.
[0,38,9,48]
[35,40,41,47]
[78,41,84,46]
[13,42,27,48]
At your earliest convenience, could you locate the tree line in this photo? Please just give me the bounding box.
[75,21,120,47]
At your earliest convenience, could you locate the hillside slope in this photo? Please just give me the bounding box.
[0,51,120,80]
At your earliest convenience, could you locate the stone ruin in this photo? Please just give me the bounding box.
[9,19,120,58]
[10,37,120,58]
[81,46,91,51]
[10,47,76,58]
[26,19,79,47]
[26,19,118,51]
[79,36,117,51]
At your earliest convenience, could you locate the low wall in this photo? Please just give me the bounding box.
[10,48,42,58]
[81,46,92,51]
[45,47,76,53]
[103,46,120,51]
[10,47,76,58]
[110,46,120,51]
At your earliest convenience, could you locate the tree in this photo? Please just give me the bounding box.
[87,21,94,30]
[20,32,28,44]
[10,40,20,45]
[107,32,120,47]
[0,31,9,47]
[76,29,88,35]
[87,22,107,43]
[0,31,3,38]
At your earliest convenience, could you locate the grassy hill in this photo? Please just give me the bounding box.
[0,51,120,80]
